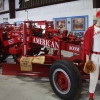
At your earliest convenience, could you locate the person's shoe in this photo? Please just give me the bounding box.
[89,98,94,100]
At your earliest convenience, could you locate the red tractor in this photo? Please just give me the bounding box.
[0,23,15,62]
[0,20,94,100]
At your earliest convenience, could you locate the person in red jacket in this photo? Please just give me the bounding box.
[82,10,100,100]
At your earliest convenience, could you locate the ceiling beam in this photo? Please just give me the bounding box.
[0,0,78,15]
[18,0,78,11]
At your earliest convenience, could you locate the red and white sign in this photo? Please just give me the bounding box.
[32,37,59,49]
[69,46,80,52]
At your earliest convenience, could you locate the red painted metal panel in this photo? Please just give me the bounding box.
[2,63,51,78]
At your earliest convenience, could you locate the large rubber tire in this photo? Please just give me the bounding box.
[49,60,82,100]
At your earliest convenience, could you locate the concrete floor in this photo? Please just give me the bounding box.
[0,57,100,100]
[0,72,100,100]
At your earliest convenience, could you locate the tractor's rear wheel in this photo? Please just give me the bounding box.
[49,60,82,100]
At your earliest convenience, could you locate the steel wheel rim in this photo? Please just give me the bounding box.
[52,68,71,94]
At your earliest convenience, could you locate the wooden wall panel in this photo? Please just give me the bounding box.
[9,0,15,19]
[93,0,100,8]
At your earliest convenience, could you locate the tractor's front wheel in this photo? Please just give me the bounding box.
[49,60,82,100]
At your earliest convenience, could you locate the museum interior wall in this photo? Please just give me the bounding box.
[0,0,98,26]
